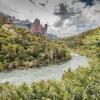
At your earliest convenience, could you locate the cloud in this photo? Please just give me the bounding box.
[53,0,86,27]
[29,0,36,5]
[0,0,100,37]
[28,0,49,7]
[51,0,100,37]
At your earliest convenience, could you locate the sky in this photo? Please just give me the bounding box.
[0,0,100,37]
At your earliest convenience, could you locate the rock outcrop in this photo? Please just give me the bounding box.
[31,18,48,35]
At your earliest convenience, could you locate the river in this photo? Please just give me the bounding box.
[0,54,89,85]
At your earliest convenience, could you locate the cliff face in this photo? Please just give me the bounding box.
[0,12,48,36]
[31,19,48,35]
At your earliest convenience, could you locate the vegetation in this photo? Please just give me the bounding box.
[0,65,100,100]
[0,27,71,71]
[0,13,11,28]
[64,27,100,62]
[0,27,100,99]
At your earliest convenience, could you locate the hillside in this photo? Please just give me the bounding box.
[0,27,71,71]
[64,27,100,47]
[0,27,100,99]
[64,27,100,58]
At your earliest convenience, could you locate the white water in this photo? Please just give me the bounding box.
[0,54,89,85]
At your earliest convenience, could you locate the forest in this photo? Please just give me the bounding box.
[0,27,71,71]
[0,27,100,100]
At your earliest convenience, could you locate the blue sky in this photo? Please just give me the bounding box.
[82,0,93,6]
[0,0,100,37]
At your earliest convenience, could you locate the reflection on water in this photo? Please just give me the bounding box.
[0,54,89,85]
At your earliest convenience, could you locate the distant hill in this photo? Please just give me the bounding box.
[47,33,58,40]
[0,12,58,39]
[0,12,32,29]
[63,27,100,47]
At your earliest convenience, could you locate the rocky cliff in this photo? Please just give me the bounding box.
[0,12,48,36]
[31,18,48,35]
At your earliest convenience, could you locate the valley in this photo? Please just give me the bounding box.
[0,27,100,99]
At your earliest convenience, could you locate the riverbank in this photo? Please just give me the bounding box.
[0,28,71,72]
[0,55,99,100]
[0,54,88,84]
[2,56,71,72]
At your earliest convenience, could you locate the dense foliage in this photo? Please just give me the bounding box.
[0,27,100,100]
[64,27,100,48]
[0,27,71,71]
[0,65,100,100]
